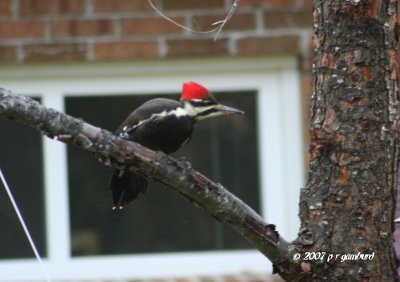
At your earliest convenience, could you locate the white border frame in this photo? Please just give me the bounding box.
[0,57,304,281]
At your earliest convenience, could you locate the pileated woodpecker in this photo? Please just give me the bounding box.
[109,81,244,209]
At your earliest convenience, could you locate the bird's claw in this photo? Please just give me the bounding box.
[178,157,192,173]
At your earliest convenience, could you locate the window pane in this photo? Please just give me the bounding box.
[65,91,259,256]
[0,98,47,259]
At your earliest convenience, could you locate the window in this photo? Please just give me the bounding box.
[0,57,303,281]
[65,91,259,256]
[0,106,47,259]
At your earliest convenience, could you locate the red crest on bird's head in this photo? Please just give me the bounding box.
[181,81,212,101]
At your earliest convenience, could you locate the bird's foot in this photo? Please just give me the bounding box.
[177,156,186,162]
[56,134,73,142]
[95,152,112,166]
[177,156,192,174]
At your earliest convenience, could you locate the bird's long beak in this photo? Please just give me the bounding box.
[191,101,244,121]
[214,104,244,115]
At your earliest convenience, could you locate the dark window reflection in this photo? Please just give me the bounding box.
[0,97,47,259]
[65,91,259,256]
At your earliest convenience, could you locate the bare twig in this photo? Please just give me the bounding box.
[147,0,239,40]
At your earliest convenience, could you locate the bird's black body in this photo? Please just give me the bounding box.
[109,98,196,208]
[108,81,244,209]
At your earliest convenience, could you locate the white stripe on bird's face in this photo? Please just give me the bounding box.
[181,101,231,121]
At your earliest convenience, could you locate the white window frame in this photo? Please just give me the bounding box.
[0,57,304,281]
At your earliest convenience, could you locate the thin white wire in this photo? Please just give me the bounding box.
[0,168,51,282]
[147,0,240,40]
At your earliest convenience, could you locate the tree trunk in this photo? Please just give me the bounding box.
[297,0,399,280]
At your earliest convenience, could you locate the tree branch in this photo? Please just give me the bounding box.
[0,88,299,277]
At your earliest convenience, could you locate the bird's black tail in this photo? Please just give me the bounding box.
[108,170,148,209]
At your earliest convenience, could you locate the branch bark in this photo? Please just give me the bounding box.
[0,88,299,276]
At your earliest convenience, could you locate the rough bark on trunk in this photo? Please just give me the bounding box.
[297,0,399,280]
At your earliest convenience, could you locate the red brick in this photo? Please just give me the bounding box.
[301,75,312,100]
[0,0,11,16]
[52,19,114,37]
[199,277,217,282]
[20,0,84,16]
[239,0,295,7]
[57,0,84,14]
[163,0,225,10]
[264,9,312,28]
[20,0,50,15]
[93,40,158,60]
[302,53,312,73]
[174,278,193,282]
[193,13,256,31]
[92,0,153,13]
[148,279,167,282]
[303,0,313,6]
[24,43,86,62]
[236,35,300,55]
[0,46,18,63]
[0,20,44,39]
[301,74,311,166]
[166,38,229,57]
[242,273,283,282]
[222,275,241,282]
[121,17,184,35]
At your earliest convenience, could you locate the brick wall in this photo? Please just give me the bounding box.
[0,0,314,155]
[0,1,312,282]
[0,0,312,63]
